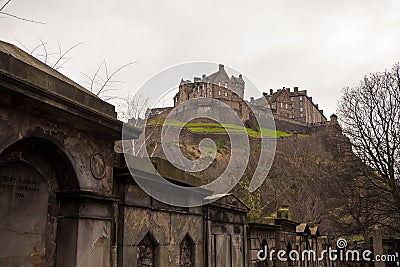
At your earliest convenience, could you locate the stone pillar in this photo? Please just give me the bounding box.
[373,225,384,267]
[56,192,117,267]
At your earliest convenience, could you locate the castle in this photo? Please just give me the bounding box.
[257,87,327,124]
[173,64,249,122]
[169,64,327,128]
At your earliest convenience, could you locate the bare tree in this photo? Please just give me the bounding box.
[17,39,135,101]
[16,39,82,70]
[338,62,400,232]
[82,61,136,101]
[0,0,44,24]
[116,93,149,124]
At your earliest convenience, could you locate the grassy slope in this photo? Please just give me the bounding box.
[147,119,294,138]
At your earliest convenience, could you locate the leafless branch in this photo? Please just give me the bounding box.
[0,0,12,11]
[82,61,136,100]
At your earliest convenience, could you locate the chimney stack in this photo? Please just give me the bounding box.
[219,64,224,71]
[270,89,273,95]
[294,86,299,92]
[202,74,206,80]
[330,114,338,123]
[239,74,243,79]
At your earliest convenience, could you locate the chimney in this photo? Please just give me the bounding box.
[202,74,206,80]
[315,104,319,109]
[330,114,338,123]
[250,97,254,103]
[219,64,224,71]
[294,86,299,92]
[309,97,313,102]
[239,74,243,79]
[270,89,273,95]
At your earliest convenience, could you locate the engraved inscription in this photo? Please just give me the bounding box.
[0,176,41,198]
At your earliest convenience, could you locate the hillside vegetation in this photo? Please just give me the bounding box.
[147,119,293,138]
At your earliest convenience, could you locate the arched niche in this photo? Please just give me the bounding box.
[180,233,195,267]
[137,232,158,267]
[0,137,79,266]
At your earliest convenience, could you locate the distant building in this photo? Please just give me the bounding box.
[253,87,327,124]
[173,64,250,122]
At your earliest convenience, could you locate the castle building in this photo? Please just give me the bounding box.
[174,64,245,105]
[288,87,327,124]
[253,87,327,125]
[173,65,326,126]
[173,64,249,122]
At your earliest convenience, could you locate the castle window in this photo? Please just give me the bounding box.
[300,113,303,117]
[224,92,228,97]
[202,84,205,90]
[285,103,288,109]
[300,101,303,107]
[224,82,227,88]
[137,233,156,267]
[291,97,294,102]
[197,87,200,93]
[300,107,303,112]
[209,91,212,96]
[179,235,194,267]
[218,82,221,87]
[280,102,283,108]
[218,90,221,96]
[299,96,303,101]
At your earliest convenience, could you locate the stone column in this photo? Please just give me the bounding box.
[373,225,384,267]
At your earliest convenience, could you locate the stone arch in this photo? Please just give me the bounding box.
[180,233,195,267]
[137,232,158,267]
[0,137,79,266]
[0,136,79,191]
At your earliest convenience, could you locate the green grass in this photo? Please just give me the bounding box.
[147,119,295,138]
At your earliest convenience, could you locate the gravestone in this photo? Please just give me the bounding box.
[0,161,48,266]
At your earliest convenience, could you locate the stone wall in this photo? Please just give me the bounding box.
[114,169,249,267]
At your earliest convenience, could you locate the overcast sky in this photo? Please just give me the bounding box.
[2,0,400,117]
